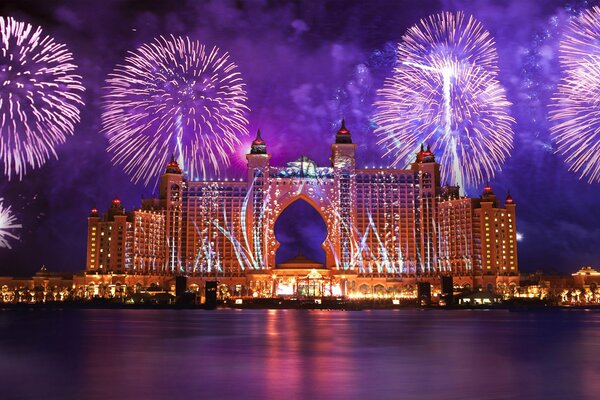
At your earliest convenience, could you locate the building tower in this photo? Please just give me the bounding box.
[246,129,271,268]
[411,145,441,274]
[331,119,357,269]
[473,184,518,276]
[159,156,183,274]
[85,198,128,274]
[504,192,518,275]
[85,207,100,272]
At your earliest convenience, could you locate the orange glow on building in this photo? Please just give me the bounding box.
[85,122,519,295]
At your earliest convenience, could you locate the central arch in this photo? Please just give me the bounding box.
[274,198,327,265]
[266,193,337,269]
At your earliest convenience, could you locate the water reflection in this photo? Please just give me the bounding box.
[0,309,599,399]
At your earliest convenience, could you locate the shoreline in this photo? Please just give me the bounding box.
[2,299,600,311]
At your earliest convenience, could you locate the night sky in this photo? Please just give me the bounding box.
[1,0,599,275]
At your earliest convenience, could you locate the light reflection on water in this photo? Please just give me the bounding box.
[1,309,599,400]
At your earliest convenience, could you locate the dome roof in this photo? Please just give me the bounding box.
[415,144,435,163]
[505,191,514,204]
[165,155,182,174]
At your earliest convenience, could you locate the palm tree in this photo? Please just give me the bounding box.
[574,289,582,303]
[560,289,569,303]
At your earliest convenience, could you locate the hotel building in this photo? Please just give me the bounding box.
[82,122,518,297]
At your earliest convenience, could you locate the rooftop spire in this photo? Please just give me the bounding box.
[250,129,267,154]
[335,118,352,143]
[338,119,349,134]
[253,129,264,144]
[505,190,515,204]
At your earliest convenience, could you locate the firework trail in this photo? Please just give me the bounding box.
[0,16,84,180]
[102,35,250,185]
[0,198,21,249]
[373,11,514,191]
[550,6,600,183]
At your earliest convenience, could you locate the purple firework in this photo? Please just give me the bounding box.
[0,16,84,180]
[550,6,600,183]
[373,11,514,191]
[0,197,21,249]
[102,35,250,185]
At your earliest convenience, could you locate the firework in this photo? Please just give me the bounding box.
[549,6,600,183]
[0,198,21,249]
[0,16,84,180]
[373,11,514,191]
[102,35,250,185]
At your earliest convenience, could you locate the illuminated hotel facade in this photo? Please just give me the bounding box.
[83,122,518,297]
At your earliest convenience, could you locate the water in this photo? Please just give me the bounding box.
[1,309,599,400]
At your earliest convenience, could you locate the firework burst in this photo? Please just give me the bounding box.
[0,198,21,249]
[0,16,85,180]
[549,6,600,183]
[373,11,514,191]
[102,35,250,185]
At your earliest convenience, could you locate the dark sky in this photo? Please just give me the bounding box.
[1,0,599,275]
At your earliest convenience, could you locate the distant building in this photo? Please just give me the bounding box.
[82,122,519,297]
[572,266,600,288]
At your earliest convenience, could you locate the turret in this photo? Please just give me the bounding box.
[480,183,498,206]
[411,143,441,190]
[246,129,271,184]
[165,154,182,174]
[159,157,183,201]
[415,143,435,163]
[331,119,356,169]
[107,197,125,220]
[158,157,183,273]
[331,119,357,270]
